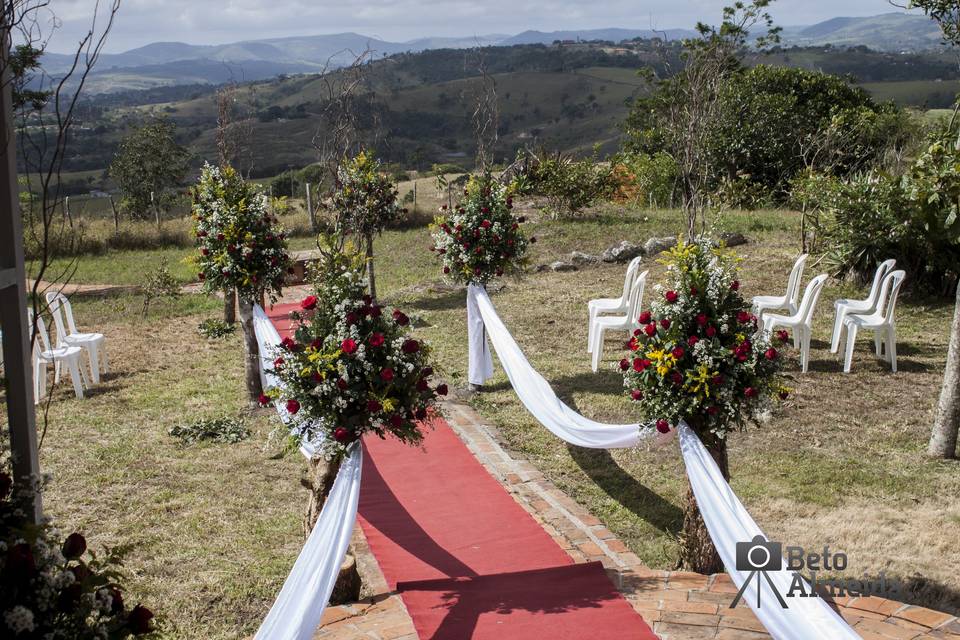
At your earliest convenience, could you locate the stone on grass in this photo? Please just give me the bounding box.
[643,236,677,255]
[600,241,644,263]
[718,232,749,247]
[569,251,600,266]
[549,261,578,272]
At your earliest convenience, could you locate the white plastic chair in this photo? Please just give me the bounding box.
[761,274,829,373]
[829,259,896,354]
[588,256,642,353]
[30,310,89,402]
[752,253,808,320]
[590,270,648,372]
[46,291,108,383]
[840,270,906,374]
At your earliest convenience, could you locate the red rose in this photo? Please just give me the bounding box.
[655,419,670,434]
[619,358,630,371]
[393,309,410,325]
[333,427,352,443]
[776,330,789,342]
[216,233,225,241]
[737,311,750,323]
[201,247,210,256]
[369,333,386,348]
[530,236,537,243]
[707,405,719,416]
[496,268,504,277]
[198,272,205,281]
[644,323,657,337]
[300,295,318,311]
[443,266,451,274]
[389,414,403,428]
[402,339,420,354]
[128,605,154,634]
[370,305,382,318]
[474,268,482,276]
[273,357,285,368]
[671,371,683,385]
[660,318,671,329]
[671,346,685,359]
[630,389,643,401]
[436,384,448,396]
[706,326,717,338]
[62,532,87,559]
[286,399,300,414]
[380,368,395,381]
[633,357,646,372]
[415,407,428,420]
[744,387,757,398]
[696,313,708,326]
[765,347,778,360]
[258,393,271,407]
[421,366,434,378]
[638,310,652,324]
[281,337,297,351]
[311,372,324,383]
[633,328,642,337]
[481,219,491,228]
[346,312,359,325]
[417,378,429,391]
[665,290,678,303]
[690,286,698,296]
[310,338,323,350]
[711,374,724,385]
[367,399,382,413]
[731,280,740,291]
[336,378,348,390]
[341,338,358,354]
[687,335,699,346]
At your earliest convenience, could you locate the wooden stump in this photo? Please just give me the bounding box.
[679,429,729,575]
[303,456,362,604]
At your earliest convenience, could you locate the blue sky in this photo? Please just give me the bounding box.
[47,0,913,53]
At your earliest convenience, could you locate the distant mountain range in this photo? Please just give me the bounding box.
[43,12,947,94]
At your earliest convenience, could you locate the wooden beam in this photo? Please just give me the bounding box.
[0,20,41,522]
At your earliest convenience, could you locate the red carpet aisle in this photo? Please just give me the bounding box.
[267,304,657,640]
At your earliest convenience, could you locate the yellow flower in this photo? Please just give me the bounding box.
[646,348,676,377]
[686,364,718,398]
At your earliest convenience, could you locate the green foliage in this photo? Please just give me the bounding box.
[535,155,617,218]
[617,152,679,208]
[10,44,50,113]
[908,0,960,47]
[196,318,236,339]
[141,260,181,317]
[168,417,250,445]
[109,119,190,220]
[193,163,291,303]
[332,151,405,239]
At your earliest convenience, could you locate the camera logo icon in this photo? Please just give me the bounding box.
[737,535,783,573]
[731,535,789,609]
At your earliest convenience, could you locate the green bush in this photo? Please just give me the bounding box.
[617,152,678,208]
[536,156,616,218]
[196,318,235,339]
[169,417,250,445]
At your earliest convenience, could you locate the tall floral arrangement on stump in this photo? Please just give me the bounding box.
[430,174,531,285]
[194,162,290,403]
[331,151,405,300]
[621,239,788,573]
[0,472,156,638]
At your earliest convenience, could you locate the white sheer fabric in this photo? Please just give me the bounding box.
[252,305,362,639]
[253,445,363,640]
[468,287,861,640]
[467,284,494,385]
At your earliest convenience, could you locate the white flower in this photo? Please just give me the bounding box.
[4,606,35,634]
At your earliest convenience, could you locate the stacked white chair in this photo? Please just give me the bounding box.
[840,270,906,373]
[589,271,648,373]
[46,291,108,384]
[829,259,896,354]
[761,274,829,373]
[752,253,808,321]
[587,256,642,353]
[30,310,89,402]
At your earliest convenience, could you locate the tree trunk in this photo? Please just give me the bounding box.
[109,195,120,232]
[237,298,263,405]
[303,456,362,604]
[929,281,960,458]
[223,288,236,324]
[365,233,377,301]
[680,425,728,574]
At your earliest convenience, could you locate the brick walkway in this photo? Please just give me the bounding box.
[315,399,959,640]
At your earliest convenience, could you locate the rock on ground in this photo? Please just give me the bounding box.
[643,236,678,255]
[600,241,645,263]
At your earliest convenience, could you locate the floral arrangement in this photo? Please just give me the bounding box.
[621,240,789,440]
[193,163,290,303]
[331,151,404,237]
[0,472,155,638]
[266,252,445,460]
[430,174,532,285]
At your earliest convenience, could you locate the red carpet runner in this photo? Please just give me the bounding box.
[268,304,657,640]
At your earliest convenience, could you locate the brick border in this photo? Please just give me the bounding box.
[315,399,960,640]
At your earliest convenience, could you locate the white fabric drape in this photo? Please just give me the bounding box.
[677,424,861,640]
[252,305,363,639]
[466,284,494,385]
[253,445,363,640]
[467,287,861,640]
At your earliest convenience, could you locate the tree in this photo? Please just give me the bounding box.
[625,1,780,237]
[331,151,403,300]
[110,119,189,226]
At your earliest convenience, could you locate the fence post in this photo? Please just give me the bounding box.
[305,181,315,231]
[109,195,120,232]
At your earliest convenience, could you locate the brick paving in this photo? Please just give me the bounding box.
[314,399,959,640]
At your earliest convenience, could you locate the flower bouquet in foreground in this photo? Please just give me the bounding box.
[267,251,445,462]
[430,174,532,285]
[621,238,789,573]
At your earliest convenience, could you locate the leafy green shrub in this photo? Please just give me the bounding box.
[197,318,236,339]
[536,156,616,218]
[430,163,465,176]
[168,417,250,445]
[616,152,678,208]
[141,259,181,317]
